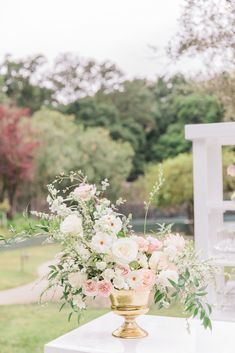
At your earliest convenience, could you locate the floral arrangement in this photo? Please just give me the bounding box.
[3,171,216,329]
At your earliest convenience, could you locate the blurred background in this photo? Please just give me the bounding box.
[0,1,235,352]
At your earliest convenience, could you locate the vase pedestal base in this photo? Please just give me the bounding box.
[112,315,148,339]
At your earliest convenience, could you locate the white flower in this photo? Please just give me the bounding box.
[112,238,138,264]
[96,261,107,271]
[76,245,90,260]
[164,245,179,261]
[49,196,70,217]
[149,251,169,271]
[127,270,143,289]
[138,253,148,268]
[47,195,53,205]
[102,268,115,280]
[95,214,122,235]
[164,234,185,252]
[60,214,83,236]
[91,232,113,253]
[73,184,96,201]
[73,295,86,309]
[101,179,109,191]
[156,269,179,288]
[68,272,86,288]
[113,275,126,289]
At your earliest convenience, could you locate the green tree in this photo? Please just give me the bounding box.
[168,0,235,119]
[32,109,134,199]
[49,53,124,103]
[76,127,134,198]
[175,93,223,124]
[63,79,156,178]
[151,92,223,161]
[0,55,54,112]
[32,109,79,193]
[152,124,191,161]
[133,150,235,223]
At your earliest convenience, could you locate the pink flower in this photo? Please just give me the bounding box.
[116,264,129,276]
[147,236,163,253]
[73,184,96,201]
[132,235,148,251]
[98,280,113,297]
[83,280,98,296]
[133,269,155,291]
[167,263,177,271]
[140,269,155,289]
[227,165,235,177]
[149,251,171,271]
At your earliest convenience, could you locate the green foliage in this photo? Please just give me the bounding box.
[63,79,155,178]
[137,154,193,210]
[175,93,223,124]
[222,148,235,195]
[32,109,79,191]
[75,127,134,198]
[152,93,223,161]
[32,109,134,198]
[152,124,191,161]
[133,149,235,217]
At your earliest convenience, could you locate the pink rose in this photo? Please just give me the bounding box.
[136,269,155,291]
[83,280,98,296]
[149,251,171,271]
[132,235,148,251]
[116,264,129,276]
[147,236,162,253]
[73,184,96,201]
[142,269,155,288]
[98,280,113,297]
[227,165,235,177]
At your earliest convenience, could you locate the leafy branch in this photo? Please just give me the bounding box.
[143,165,164,235]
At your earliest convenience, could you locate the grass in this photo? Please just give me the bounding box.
[0,244,60,290]
[0,303,185,353]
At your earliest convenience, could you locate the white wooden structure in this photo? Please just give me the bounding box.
[185,122,235,320]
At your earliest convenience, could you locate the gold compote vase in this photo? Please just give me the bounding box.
[110,289,150,339]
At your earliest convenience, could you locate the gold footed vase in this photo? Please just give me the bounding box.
[110,289,150,339]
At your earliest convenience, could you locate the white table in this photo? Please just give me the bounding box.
[44,312,235,353]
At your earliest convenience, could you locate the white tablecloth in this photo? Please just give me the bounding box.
[44,312,235,353]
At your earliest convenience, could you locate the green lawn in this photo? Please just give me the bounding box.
[0,303,185,353]
[0,244,60,290]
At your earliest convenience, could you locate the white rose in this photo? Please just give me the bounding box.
[68,272,87,288]
[112,238,138,264]
[113,275,126,290]
[91,232,114,253]
[164,245,178,261]
[96,261,107,271]
[73,184,96,201]
[156,269,179,288]
[102,268,115,280]
[60,214,83,236]
[164,234,185,252]
[149,251,168,271]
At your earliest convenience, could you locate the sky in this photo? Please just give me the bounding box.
[0,0,189,79]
